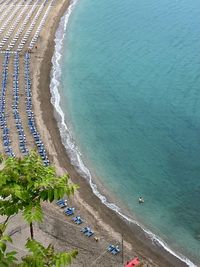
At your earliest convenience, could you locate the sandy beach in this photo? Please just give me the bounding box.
[0,1,189,266]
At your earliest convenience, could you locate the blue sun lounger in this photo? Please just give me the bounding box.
[72,216,78,222]
[85,230,94,237]
[111,246,120,255]
[64,207,75,216]
[107,245,120,255]
[56,199,64,205]
[107,244,115,252]
[80,226,94,237]
[76,219,83,225]
[56,199,67,208]
[72,216,83,225]
[81,227,90,234]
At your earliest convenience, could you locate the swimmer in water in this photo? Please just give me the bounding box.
[138,196,144,204]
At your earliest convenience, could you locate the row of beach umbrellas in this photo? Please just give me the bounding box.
[29,0,54,50]
[13,52,29,155]
[0,0,52,52]
[0,0,32,50]
[0,52,15,157]
[0,51,50,164]
[24,52,49,165]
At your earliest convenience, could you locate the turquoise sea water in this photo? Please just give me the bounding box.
[59,0,200,264]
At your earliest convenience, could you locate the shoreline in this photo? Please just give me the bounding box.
[32,1,190,266]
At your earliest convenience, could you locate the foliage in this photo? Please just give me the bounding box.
[0,224,17,267]
[0,224,77,267]
[19,239,78,267]
[0,154,3,164]
[0,151,78,226]
[0,152,78,266]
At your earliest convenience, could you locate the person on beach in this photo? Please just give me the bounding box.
[138,196,144,204]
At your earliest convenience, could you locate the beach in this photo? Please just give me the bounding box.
[0,0,191,266]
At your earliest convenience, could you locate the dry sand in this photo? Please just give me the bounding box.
[0,0,189,266]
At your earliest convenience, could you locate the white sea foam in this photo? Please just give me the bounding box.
[50,2,197,267]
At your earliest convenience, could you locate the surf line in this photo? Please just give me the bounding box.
[50,2,197,267]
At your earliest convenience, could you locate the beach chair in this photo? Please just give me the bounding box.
[56,199,64,205]
[81,227,90,234]
[76,218,83,225]
[85,230,94,237]
[58,200,67,208]
[111,246,120,255]
[56,199,67,206]
[66,210,74,216]
[72,216,83,225]
[64,207,74,216]
[72,216,79,222]
[107,244,115,252]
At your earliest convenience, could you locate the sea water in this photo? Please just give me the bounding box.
[53,0,200,265]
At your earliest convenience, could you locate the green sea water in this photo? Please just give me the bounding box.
[58,0,200,264]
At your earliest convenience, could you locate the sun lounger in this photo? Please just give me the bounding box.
[76,219,83,225]
[81,227,90,234]
[85,230,94,237]
[57,200,67,208]
[64,207,75,216]
[72,216,79,222]
[107,245,120,255]
[80,226,94,237]
[111,247,120,255]
[72,216,83,224]
[56,199,64,205]
[107,245,115,252]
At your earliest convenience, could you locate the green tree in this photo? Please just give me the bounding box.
[0,224,17,267]
[0,152,78,266]
[0,224,77,267]
[20,239,78,267]
[0,152,78,239]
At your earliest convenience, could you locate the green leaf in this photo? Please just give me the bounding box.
[55,250,78,267]
[5,251,17,263]
[47,190,54,202]
[40,191,48,201]
[23,204,43,224]
[0,241,6,252]
[1,235,12,243]
[0,261,9,267]
[0,151,78,245]
[71,250,78,258]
